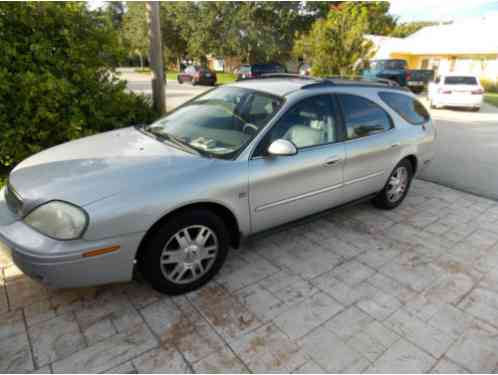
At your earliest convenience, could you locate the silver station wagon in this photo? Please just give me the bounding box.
[0,76,435,294]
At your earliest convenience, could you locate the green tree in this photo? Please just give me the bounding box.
[179,2,309,64]
[0,2,157,167]
[159,2,191,68]
[390,21,446,38]
[294,2,375,76]
[122,2,149,68]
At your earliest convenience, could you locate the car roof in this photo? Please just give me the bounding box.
[227,77,311,96]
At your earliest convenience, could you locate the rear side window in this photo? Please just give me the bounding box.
[379,92,430,125]
[444,76,477,85]
[337,94,393,140]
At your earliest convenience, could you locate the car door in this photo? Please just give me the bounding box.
[248,94,345,233]
[337,93,402,203]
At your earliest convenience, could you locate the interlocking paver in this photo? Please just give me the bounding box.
[1,180,498,372]
[132,347,190,373]
[385,309,457,358]
[29,313,86,367]
[346,321,400,362]
[273,292,343,339]
[191,346,248,373]
[432,357,470,373]
[300,329,369,372]
[230,323,307,372]
[366,338,435,373]
[51,323,157,373]
[0,331,34,372]
[325,306,374,341]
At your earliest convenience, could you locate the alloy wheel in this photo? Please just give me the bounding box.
[386,166,408,203]
[160,225,218,285]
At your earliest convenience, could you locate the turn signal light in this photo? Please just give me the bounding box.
[82,245,120,258]
[472,89,484,95]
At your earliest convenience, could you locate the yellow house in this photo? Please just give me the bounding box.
[367,16,498,82]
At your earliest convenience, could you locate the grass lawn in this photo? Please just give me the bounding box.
[484,93,498,107]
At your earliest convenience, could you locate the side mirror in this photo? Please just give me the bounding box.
[267,139,297,156]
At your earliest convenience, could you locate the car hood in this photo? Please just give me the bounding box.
[9,127,213,212]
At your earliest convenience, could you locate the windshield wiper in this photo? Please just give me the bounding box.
[145,127,210,158]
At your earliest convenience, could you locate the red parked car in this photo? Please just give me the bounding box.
[177,65,217,86]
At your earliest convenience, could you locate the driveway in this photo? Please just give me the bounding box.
[419,99,498,201]
[2,179,498,372]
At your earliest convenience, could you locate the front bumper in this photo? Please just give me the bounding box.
[0,191,145,288]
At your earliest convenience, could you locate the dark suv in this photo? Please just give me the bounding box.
[236,63,287,80]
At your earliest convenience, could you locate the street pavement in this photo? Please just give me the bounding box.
[2,179,498,372]
[123,72,211,111]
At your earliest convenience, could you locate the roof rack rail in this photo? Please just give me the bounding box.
[302,75,408,90]
[258,73,317,80]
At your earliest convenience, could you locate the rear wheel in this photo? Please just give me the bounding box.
[177,77,183,84]
[373,159,413,210]
[471,107,480,112]
[139,209,229,294]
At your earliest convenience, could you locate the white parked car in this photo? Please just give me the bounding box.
[428,73,484,111]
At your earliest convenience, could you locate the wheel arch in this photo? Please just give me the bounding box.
[135,201,241,264]
[404,154,418,175]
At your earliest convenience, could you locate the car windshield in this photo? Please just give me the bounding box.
[146,86,284,159]
[444,76,478,85]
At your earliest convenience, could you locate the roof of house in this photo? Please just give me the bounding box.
[393,16,498,55]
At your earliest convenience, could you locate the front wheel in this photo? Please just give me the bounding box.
[373,159,413,210]
[139,209,229,294]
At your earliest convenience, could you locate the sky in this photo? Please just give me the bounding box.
[88,0,498,23]
[388,0,498,22]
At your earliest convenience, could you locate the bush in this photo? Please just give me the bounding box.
[0,3,159,168]
[481,78,498,93]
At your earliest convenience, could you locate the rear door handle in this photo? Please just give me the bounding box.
[390,143,401,148]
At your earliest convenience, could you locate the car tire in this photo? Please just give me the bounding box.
[178,77,183,84]
[471,107,480,112]
[138,209,229,295]
[372,159,413,210]
[192,80,197,86]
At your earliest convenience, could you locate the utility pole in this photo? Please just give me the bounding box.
[147,1,166,115]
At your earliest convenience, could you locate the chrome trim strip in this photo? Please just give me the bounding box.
[255,183,343,212]
[344,170,384,186]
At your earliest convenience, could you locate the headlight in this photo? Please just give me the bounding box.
[24,201,88,240]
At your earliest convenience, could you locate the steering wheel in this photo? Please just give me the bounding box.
[243,123,258,135]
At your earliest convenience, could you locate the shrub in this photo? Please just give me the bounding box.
[481,78,498,93]
[0,3,159,168]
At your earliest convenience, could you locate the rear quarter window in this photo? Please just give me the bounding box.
[378,92,430,125]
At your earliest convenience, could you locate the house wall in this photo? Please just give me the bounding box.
[388,53,498,81]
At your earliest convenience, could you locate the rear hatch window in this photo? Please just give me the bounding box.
[444,76,477,85]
